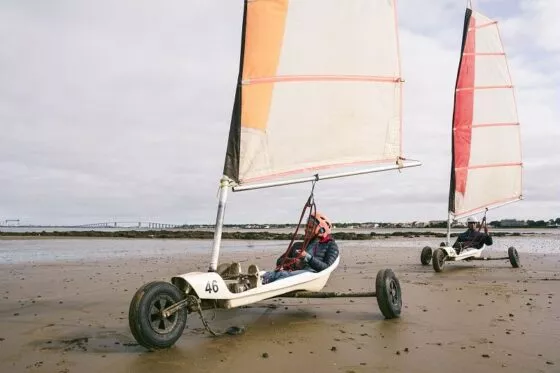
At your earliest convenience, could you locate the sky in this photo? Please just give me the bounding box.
[0,0,558,225]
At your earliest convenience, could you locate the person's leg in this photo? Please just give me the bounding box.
[262,269,315,284]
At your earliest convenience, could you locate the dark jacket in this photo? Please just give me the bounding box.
[453,229,493,250]
[276,236,339,272]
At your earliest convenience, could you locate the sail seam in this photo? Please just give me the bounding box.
[463,52,505,56]
[242,75,401,85]
[472,122,519,128]
[456,162,522,170]
[469,21,496,30]
[456,85,512,91]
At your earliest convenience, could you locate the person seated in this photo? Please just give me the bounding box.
[262,212,339,284]
[452,216,493,254]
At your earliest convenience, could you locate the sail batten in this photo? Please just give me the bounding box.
[457,162,522,170]
[448,7,523,217]
[242,75,401,85]
[471,122,519,128]
[224,0,405,187]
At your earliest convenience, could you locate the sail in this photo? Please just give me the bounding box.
[449,7,522,218]
[224,0,403,186]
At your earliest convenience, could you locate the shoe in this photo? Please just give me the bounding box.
[228,283,246,293]
[217,262,231,275]
[219,262,241,278]
[248,264,261,288]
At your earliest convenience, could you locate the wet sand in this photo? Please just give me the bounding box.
[1,240,559,373]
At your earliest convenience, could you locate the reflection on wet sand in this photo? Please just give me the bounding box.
[0,236,559,372]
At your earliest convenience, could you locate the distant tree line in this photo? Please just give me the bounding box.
[214,218,560,229]
[0,229,523,240]
[489,218,560,228]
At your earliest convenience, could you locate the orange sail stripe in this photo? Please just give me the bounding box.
[241,0,289,131]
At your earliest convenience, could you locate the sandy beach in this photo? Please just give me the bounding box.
[1,237,559,373]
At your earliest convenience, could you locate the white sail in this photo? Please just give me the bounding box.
[449,7,522,218]
[224,0,406,187]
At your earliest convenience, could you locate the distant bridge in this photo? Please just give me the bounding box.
[0,221,184,229]
[2,219,20,226]
[72,221,184,229]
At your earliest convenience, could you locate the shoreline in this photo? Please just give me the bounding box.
[0,229,541,240]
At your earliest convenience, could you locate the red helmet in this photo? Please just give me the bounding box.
[308,212,332,238]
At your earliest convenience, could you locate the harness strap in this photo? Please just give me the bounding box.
[477,208,488,233]
[276,179,320,271]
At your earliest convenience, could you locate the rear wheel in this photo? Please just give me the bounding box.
[129,281,187,350]
[376,269,402,319]
[421,246,432,265]
[432,248,446,273]
[508,246,520,268]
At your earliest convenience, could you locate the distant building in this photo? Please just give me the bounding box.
[428,220,447,227]
[500,219,528,227]
[450,219,466,228]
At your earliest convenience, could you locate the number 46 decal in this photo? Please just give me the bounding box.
[205,280,219,293]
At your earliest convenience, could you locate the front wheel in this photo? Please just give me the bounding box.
[129,281,188,350]
[508,246,520,268]
[432,248,446,273]
[375,269,402,319]
[421,246,432,265]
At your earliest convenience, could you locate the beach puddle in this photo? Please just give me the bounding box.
[35,330,141,353]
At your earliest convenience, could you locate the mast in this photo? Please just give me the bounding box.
[446,211,452,246]
[208,0,249,272]
[208,177,230,272]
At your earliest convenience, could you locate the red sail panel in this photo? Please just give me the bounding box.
[453,15,476,196]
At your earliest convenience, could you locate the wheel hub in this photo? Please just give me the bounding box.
[149,295,178,334]
[388,279,399,306]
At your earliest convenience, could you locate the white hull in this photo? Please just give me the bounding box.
[172,257,340,309]
[439,246,485,261]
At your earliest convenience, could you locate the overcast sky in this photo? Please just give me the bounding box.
[0,0,558,225]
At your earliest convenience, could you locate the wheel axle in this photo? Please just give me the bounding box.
[276,291,377,298]
[470,256,509,261]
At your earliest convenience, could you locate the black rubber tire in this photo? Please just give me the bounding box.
[375,269,402,319]
[421,246,432,265]
[432,248,446,273]
[508,246,520,268]
[129,281,187,350]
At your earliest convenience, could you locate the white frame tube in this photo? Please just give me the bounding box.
[233,160,422,192]
[208,177,230,272]
[446,211,452,246]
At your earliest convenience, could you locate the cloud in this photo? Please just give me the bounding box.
[0,0,557,225]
